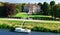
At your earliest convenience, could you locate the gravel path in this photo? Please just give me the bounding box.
[0,18,60,23]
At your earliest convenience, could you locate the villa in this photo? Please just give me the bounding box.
[23,3,41,14]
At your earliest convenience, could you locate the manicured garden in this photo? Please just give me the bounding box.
[14,13,28,18]
[14,13,60,20]
[14,13,51,18]
[0,20,60,33]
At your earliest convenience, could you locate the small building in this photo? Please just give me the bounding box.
[23,3,41,14]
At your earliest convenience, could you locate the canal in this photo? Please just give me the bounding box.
[0,29,60,35]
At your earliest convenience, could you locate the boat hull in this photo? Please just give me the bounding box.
[15,28,31,33]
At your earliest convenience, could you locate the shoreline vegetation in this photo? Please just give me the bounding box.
[0,20,60,33]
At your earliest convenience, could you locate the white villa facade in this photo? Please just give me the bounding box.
[23,3,41,14]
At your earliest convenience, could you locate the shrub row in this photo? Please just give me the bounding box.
[0,24,15,32]
[31,26,60,33]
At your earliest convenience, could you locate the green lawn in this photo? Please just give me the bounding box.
[14,13,28,18]
[14,13,51,18]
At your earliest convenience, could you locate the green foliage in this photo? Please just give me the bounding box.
[33,27,50,32]
[0,24,15,32]
[15,4,22,13]
[31,26,60,33]
[21,3,26,12]
[52,4,60,18]
[0,2,16,17]
[42,2,50,15]
[0,24,10,29]
[50,1,55,6]
[38,2,42,10]
[50,1,55,17]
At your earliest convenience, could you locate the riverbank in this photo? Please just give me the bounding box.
[0,19,60,33]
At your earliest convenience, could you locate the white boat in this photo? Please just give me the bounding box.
[14,28,31,33]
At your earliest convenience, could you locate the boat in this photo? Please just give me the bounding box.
[15,28,31,33]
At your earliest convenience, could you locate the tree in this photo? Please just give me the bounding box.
[38,2,42,9]
[53,4,60,18]
[21,3,26,12]
[50,1,55,6]
[3,3,16,17]
[50,1,55,17]
[15,4,22,13]
[42,2,50,15]
[0,2,4,17]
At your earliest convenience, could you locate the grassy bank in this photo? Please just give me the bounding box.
[0,20,60,33]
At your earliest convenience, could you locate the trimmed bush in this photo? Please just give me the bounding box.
[31,26,60,33]
[0,24,9,29]
[0,24,15,32]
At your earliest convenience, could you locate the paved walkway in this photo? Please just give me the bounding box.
[0,18,60,23]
